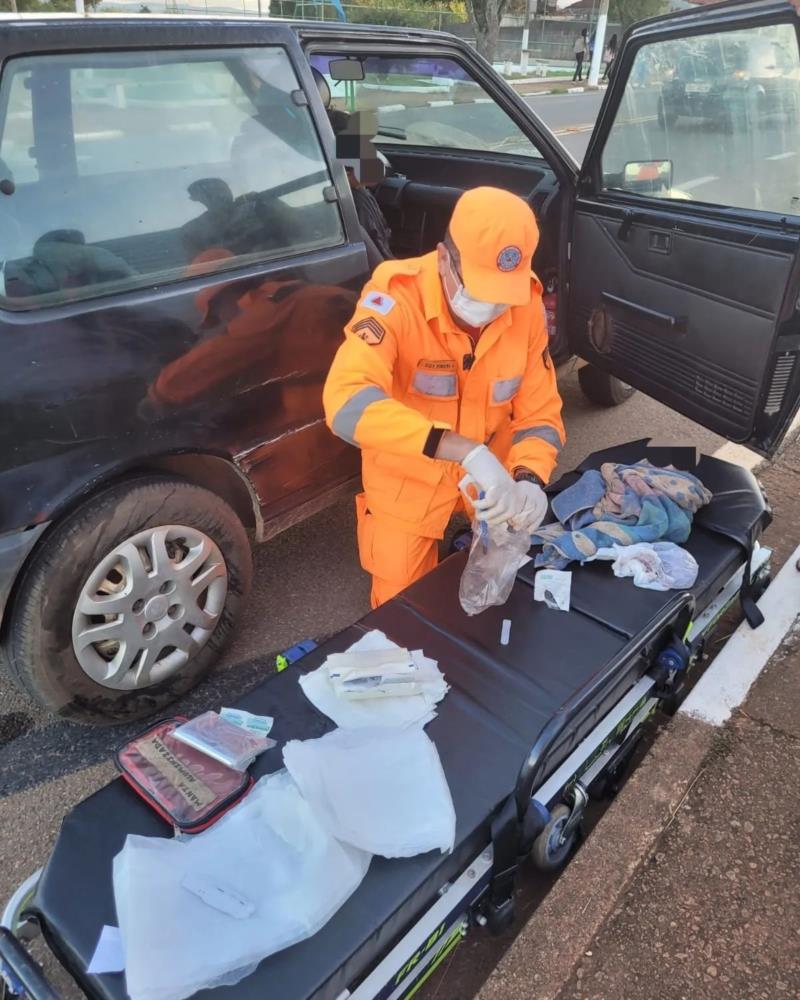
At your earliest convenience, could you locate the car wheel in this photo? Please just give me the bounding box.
[578,365,636,407]
[4,476,252,724]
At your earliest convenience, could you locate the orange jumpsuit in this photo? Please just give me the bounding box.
[323,251,565,607]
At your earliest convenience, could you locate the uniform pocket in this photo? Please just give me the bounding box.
[355,492,410,581]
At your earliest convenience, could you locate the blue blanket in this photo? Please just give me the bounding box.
[532,461,712,568]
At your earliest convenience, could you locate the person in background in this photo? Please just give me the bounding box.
[603,33,619,82]
[323,187,564,608]
[573,28,588,82]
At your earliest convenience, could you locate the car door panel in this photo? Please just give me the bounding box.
[570,1,800,456]
[571,205,796,442]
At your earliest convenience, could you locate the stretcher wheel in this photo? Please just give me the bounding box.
[531,804,576,872]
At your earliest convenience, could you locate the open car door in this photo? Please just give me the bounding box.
[569,0,800,457]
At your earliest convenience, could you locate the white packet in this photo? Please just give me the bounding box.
[534,569,572,611]
[219,707,274,737]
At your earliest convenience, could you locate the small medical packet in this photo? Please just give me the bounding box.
[219,707,274,737]
[534,569,572,612]
[173,711,276,772]
[326,648,429,700]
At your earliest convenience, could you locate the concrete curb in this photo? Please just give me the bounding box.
[477,712,716,1000]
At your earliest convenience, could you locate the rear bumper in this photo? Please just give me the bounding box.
[0,524,48,630]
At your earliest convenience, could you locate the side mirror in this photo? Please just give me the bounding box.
[329,58,366,82]
[622,159,673,194]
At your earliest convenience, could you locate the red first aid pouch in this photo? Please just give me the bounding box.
[116,718,253,833]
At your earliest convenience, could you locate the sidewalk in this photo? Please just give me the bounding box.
[480,434,800,1000]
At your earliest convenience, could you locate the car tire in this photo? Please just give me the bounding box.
[578,365,636,407]
[4,476,252,724]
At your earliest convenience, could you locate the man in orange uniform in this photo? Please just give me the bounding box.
[323,186,565,607]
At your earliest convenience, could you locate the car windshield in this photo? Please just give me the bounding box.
[310,53,541,158]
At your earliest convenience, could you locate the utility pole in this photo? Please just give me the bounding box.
[10,0,18,14]
[520,0,535,74]
[587,0,609,88]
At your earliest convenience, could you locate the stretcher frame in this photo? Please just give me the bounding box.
[0,545,772,1000]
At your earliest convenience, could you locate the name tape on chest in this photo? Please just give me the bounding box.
[360,291,396,316]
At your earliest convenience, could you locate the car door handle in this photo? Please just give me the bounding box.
[602,292,687,333]
[617,210,640,241]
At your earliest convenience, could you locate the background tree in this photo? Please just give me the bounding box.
[610,0,667,30]
[465,0,507,62]
[1,0,102,10]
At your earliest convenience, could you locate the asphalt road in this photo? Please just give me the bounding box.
[526,89,605,162]
[0,83,771,995]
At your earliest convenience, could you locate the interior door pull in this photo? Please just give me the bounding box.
[618,210,639,241]
[602,292,687,333]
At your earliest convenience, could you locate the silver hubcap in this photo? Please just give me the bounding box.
[71,525,228,690]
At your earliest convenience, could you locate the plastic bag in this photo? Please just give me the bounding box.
[113,771,371,1000]
[459,519,531,616]
[173,712,275,772]
[594,541,699,591]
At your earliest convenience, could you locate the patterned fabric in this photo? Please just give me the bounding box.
[531,460,712,568]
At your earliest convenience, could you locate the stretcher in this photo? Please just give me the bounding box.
[0,441,773,1000]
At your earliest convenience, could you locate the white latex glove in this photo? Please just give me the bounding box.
[509,480,548,533]
[461,445,516,526]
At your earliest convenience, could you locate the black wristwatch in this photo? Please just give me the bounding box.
[513,467,545,488]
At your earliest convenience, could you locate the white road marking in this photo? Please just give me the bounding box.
[680,542,800,727]
[427,100,454,108]
[766,151,797,161]
[675,174,719,191]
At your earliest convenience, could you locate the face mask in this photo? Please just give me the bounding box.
[448,281,508,328]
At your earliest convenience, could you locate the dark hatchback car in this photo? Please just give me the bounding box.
[0,0,798,723]
[658,28,800,128]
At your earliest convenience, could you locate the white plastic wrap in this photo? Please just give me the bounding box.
[459,521,531,616]
[299,630,448,729]
[172,711,274,771]
[593,541,700,591]
[283,726,456,858]
[113,771,371,1000]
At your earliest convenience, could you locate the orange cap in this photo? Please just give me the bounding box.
[449,187,539,306]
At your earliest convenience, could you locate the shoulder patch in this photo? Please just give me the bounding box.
[360,291,396,316]
[352,317,386,346]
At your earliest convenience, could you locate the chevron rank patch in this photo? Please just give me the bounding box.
[352,317,386,346]
[360,291,396,315]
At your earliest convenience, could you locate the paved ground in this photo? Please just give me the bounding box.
[526,90,604,162]
[554,624,800,1000]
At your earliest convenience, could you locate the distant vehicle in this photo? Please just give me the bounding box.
[659,31,799,128]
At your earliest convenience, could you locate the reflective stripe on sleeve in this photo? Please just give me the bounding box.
[492,376,523,403]
[512,425,564,450]
[332,386,389,446]
[413,371,458,397]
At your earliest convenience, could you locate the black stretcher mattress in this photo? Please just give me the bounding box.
[30,444,769,1000]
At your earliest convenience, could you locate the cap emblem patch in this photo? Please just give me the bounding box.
[497,246,522,272]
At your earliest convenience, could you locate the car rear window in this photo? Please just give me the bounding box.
[0,47,343,309]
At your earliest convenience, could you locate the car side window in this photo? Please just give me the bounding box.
[0,47,343,309]
[600,23,800,217]
[310,54,542,159]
